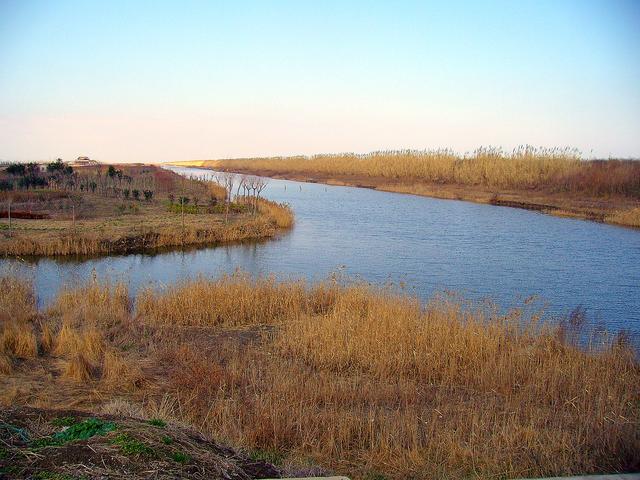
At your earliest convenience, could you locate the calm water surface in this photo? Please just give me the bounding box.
[2,166,639,334]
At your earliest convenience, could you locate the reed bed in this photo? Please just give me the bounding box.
[1,274,638,479]
[606,207,640,228]
[206,146,640,198]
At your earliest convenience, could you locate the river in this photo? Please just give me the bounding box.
[2,166,639,336]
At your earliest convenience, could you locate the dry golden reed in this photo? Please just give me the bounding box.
[52,321,83,358]
[64,353,94,382]
[607,207,640,227]
[1,273,638,479]
[39,322,54,355]
[0,275,37,324]
[101,348,143,390]
[0,211,292,257]
[0,352,12,375]
[206,146,640,197]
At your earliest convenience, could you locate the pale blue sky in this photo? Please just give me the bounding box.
[1,0,639,162]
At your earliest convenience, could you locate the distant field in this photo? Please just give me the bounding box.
[171,147,640,227]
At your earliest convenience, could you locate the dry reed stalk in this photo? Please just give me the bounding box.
[39,322,54,354]
[0,276,37,324]
[257,199,295,228]
[81,328,105,364]
[101,348,143,390]
[136,274,308,327]
[607,207,640,227]
[53,321,83,358]
[49,282,130,328]
[0,352,12,375]
[1,322,38,359]
[63,352,94,382]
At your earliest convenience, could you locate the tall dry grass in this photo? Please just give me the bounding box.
[257,198,295,229]
[0,275,142,388]
[1,273,638,478]
[211,146,640,197]
[0,276,39,362]
[606,207,640,228]
[139,275,639,477]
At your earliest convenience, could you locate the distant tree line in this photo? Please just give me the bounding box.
[0,160,156,201]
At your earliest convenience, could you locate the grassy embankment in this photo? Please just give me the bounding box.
[0,165,293,256]
[1,274,638,479]
[172,147,640,228]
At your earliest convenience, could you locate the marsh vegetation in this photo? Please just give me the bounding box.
[1,273,638,479]
[176,147,640,227]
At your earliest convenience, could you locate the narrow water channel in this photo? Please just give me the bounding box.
[2,166,639,336]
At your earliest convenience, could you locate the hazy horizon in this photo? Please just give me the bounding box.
[1,0,639,163]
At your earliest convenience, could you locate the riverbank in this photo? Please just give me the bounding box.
[0,164,293,256]
[183,164,640,228]
[1,273,638,479]
[169,151,640,228]
[0,198,293,256]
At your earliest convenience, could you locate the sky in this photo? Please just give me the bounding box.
[1,0,639,163]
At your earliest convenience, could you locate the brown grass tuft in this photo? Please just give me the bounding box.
[63,353,94,382]
[136,273,308,327]
[49,281,130,329]
[81,328,105,364]
[39,322,54,355]
[0,352,12,375]
[0,275,37,324]
[100,398,145,418]
[101,349,143,390]
[1,322,38,359]
[257,198,295,228]
[52,321,83,357]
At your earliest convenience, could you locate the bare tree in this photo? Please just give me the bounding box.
[244,176,268,214]
[254,177,268,214]
[241,178,250,203]
[215,172,237,223]
[236,174,247,199]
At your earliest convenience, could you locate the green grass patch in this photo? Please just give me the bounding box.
[147,418,166,428]
[50,416,77,427]
[171,451,191,463]
[161,435,173,445]
[249,448,285,466]
[32,418,116,448]
[112,433,156,456]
